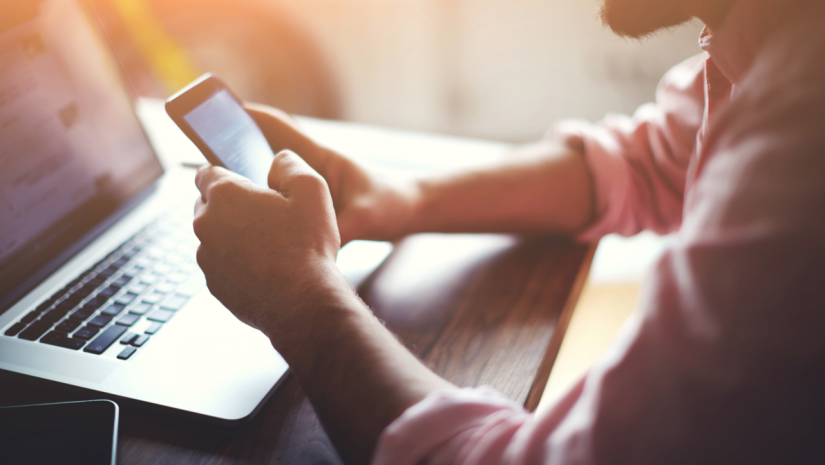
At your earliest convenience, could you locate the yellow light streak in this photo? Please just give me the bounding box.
[111,0,201,94]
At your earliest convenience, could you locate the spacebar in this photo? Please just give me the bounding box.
[84,326,127,355]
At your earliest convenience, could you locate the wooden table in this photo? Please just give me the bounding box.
[537,232,672,412]
[0,233,592,464]
[0,100,594,463]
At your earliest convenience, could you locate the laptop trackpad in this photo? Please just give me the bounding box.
[0,338,118,384]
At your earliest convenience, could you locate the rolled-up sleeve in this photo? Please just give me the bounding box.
[552,54,706,241]
[372,387,529,465]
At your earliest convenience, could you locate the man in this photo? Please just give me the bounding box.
[192,0,825,463]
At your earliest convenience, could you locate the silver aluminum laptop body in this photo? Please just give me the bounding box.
[0,0,288,424]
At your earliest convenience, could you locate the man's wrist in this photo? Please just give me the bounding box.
[403,177,427,236]
[257,262,366,368]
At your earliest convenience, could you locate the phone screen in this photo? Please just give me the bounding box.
[0,400,118,465]
[182,89,275,187]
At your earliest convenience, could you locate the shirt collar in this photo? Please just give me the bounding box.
[698,0,807,85]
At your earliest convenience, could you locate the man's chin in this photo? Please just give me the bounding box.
[600,0,691,39]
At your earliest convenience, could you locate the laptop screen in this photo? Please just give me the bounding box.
[0,0,163,311]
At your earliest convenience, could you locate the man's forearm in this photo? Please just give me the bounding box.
[262,267,455,464]
[408,140,593,236]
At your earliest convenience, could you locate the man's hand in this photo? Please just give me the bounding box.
[193,151,349,345]
[247,104,419,245]
[192,148,454,465]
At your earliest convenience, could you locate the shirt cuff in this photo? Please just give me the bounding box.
[372,387,526,465]
[549,118,633,242]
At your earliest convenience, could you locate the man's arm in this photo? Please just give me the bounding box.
[246,106,595,244]
[192,157,454,464]
[408,139,593,235]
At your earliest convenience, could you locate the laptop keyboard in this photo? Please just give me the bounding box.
[3,214,204,360]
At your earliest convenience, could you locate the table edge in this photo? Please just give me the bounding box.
[523,242,598,411]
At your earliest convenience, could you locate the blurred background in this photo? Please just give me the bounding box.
[88,0,703,143]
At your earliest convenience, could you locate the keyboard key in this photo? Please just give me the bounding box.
[140,274,159,285]
[117,346,137,360]
[41,331,85,350]
[165,254,186,264]
[147,247,167,260]
[115,292,138,305]
[120,332,138,344]
[166,272,188,284]
[176,274,205,297]
[128,282,149,294]
[54,300,76,313]
[75,284,97,300]
[35,299,57,313]
[84,296,108,310]
[160,294,189,311]
[113,276,132,287]
[180,262,199,274]
[159,238,178,250]
[71,306,97,321]
[142,292,165,304]
[101,304,126,317]
[74,326,100,340]
[41,308,69,323]
[106,262,122,276]
[59,304,77,315]
[147,309,174,323]
[100,285,120,297]
[116,313,141,326]
[154,282,176,294]
[132,334,149,347]
[20,311,40,324]
[129,302,152,315]
[84,325,127,354]
[124,266,143,278]
[144,322,162,335]
[88,315,113,328]
[58,284,76,296]
[153,263,174,275]
[55,319,81,333]
[4,322,26,337]
[123,249,140,260]
[18,320,53,341]
[64,294,83,307]
[99,268,115,278]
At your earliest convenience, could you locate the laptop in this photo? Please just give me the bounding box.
[0,0,289,424]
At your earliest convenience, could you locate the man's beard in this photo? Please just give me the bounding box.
[599,0,691,39]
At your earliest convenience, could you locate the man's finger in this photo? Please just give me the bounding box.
[192,196,210,243]
[195,165,244,201]
[193,195,206,217]
[268,150,328,199]
[245,104,307,152]
[246,104,328,175]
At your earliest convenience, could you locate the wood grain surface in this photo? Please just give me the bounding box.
[0,233,590,465]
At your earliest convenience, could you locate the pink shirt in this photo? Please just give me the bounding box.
[373,0,825,463]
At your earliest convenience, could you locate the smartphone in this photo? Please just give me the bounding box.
[165,73,276,187]
[0,399,119,465]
